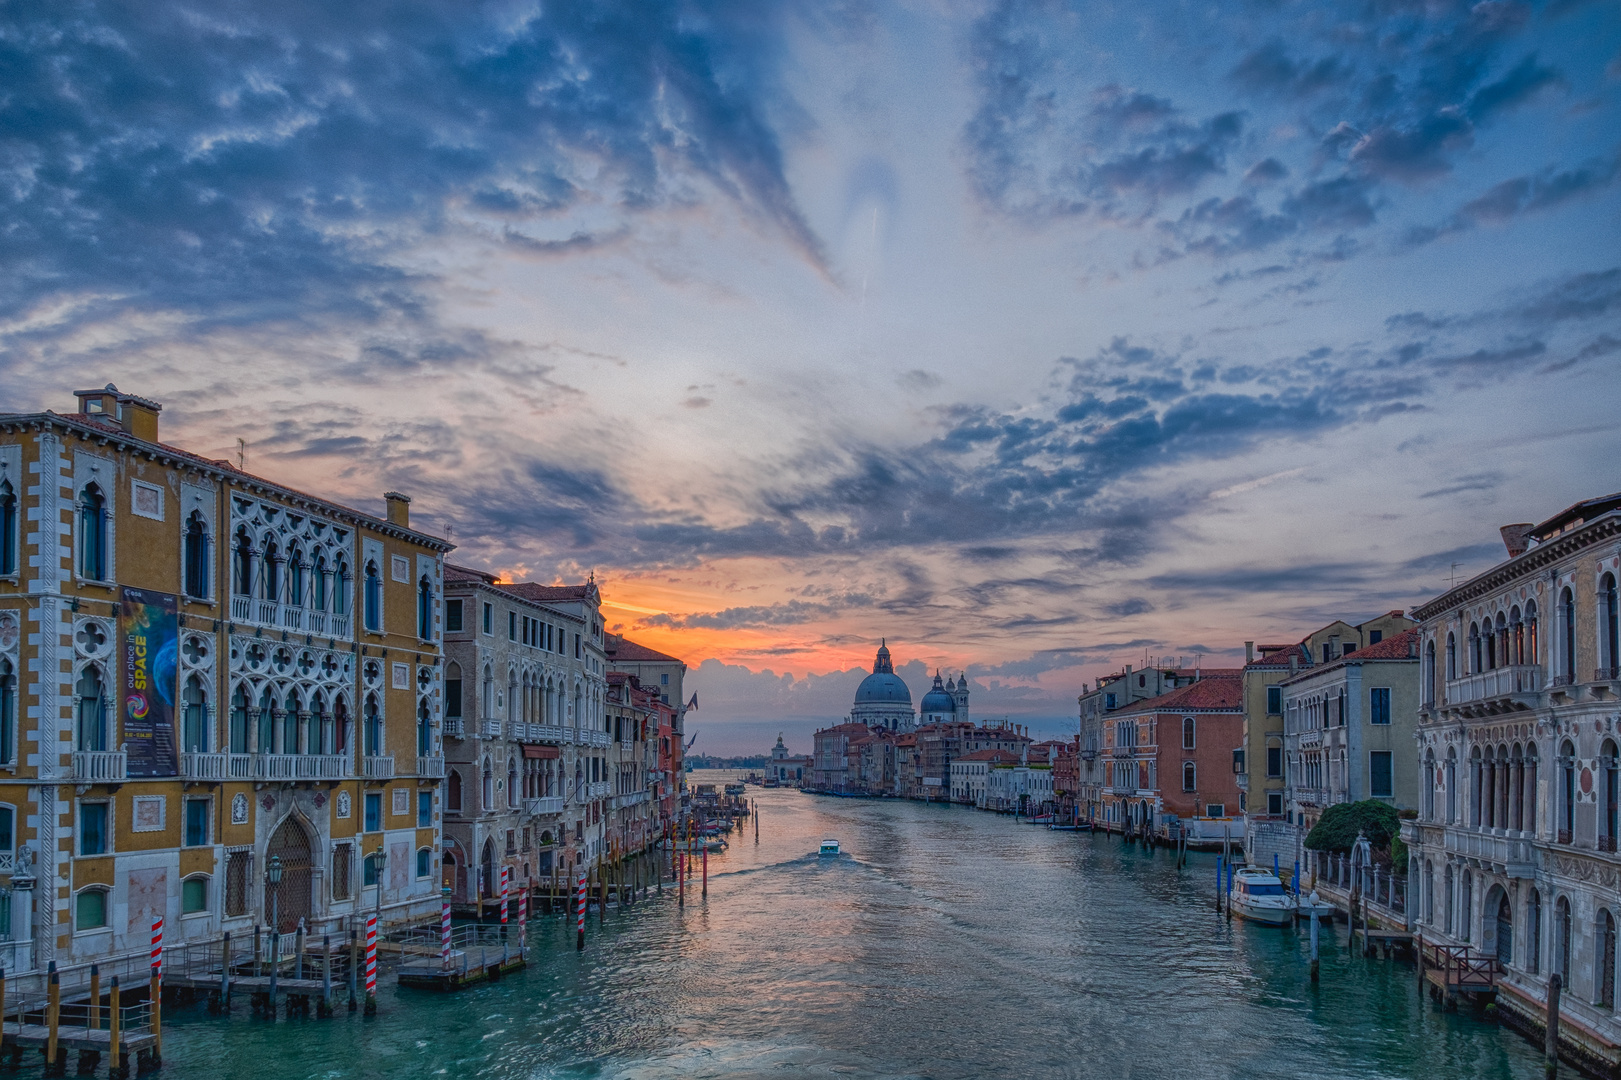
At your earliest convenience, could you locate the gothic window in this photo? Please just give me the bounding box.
[1445,632,1457,682]
[1445,748,1458,823]
[1510,606,1524,665]
[78,484,107,580]
[287,543,305,609]
[233,528,254,595]
[311,692,330,755]
[363,560,382,631]
[261,540,280,602]
[417,575,433,640]
[363,692,382,757]
[1469,622,1481,674]
[334,697,350,754]
[1557,895,1572,983]
[1528,889,1542,974]
[508,756,519,809]
[333,555,350,617]
[257,686,276,754]
[0,480,15,576]
[482,758,494,810]
[1524,743,1538,834]
[1604,573,1620,679]
[282,689,300,755]
[1560,740,1577,843]
[447,769,463,812]
[75,666,107,751]
[1560,587,1576,683]
[182,674,208,753]
[1526,600,1539,667]
[312,554,329,611]
[417,698,432,758]
[1602,739,1620,853]
[183,512,210,598]
[1599,909,1617,1009]
[229,685,249,753]
[0,659,14,765]
[1423,640,1435,706]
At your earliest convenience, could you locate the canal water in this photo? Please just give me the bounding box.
[148,775,1541,1079]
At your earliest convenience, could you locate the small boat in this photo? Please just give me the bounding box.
[1231,867,1295,926]
[1296,891,1337,921]
[705,837,728,852]
[819,839,840,857]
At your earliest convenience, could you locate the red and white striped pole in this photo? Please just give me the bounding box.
[364,914,378,1013]
[499,866,509,927]
[518,886,529,953]
[440,888,452,970]
[575,866,587,951]
[150,916,163,977]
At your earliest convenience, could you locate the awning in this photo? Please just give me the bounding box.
[522,744,561,759]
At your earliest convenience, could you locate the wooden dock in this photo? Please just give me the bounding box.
[397,951,526,991]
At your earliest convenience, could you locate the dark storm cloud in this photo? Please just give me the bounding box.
[0,0,824,330]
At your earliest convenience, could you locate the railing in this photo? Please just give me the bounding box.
[416,755,445,778]
[442,718,465,738]
[181,752,230,780]
[525,796,564,816]
[223,753,349,780]
[329,615,351,638]
[508,722,565,744]
[230,595,253,622]
[612,790,650,810]
[363,755,395,779]
[307,611,327,635]
[71,749,127,782]
[1442,826,1535,872]
[587,781,610,799]
[281,605,304,631]
[1558,829,1573,844]
[1599,666,1621,681]
[480,720,503,738]
[256,599,279,625]
[1446,665,1542,705]
[584,730,610,748]
[1421,941,1499,990]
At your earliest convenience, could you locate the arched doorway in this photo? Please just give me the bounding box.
[1491,888,1513,966]
[443,851,458,897]
[266,816,314,933]
[481,837,495,899]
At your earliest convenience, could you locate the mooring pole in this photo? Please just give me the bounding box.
[348,928,359,1012]
[219,931,233,1012]
[1310,907,1321,983]
[1546,972,1562,1078]
[108,976,121,1078]
[44,962,58,1072]
[702,845,708,898]
[88,964,100,1031]
[576,867,587,951]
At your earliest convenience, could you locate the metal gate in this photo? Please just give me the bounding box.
[266,816,314,933]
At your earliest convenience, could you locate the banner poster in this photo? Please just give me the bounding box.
[120,587,179,777]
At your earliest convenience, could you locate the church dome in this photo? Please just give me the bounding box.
[855,672,913,705]
[921,671,955,714]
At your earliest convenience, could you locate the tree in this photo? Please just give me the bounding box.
[1304,799,1401,853]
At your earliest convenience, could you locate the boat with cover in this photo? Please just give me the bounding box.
[1231,867,1295,925]
[819,839,840,856]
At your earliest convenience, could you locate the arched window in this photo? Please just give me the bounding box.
[1599,909,1617,1009]
[183,512,210,598]
[1182,761,1196,792]
[1604,573,1620,679]
[1561,587,1576,684]
[0,480,15,576]
[1423,640,1436,706]
[1525,743,1539,834]
[1423,860,1434,924]
[1458,873,1471,941]
[280,689,299,755]
[1557,895,1572,983]
[233,528,254,595]
[78,485,106,580]
[508,756,519,808]
[447,769,463,812]
[1495,892,1514,966]
[333,555,349,617]
[1182,717,1195,749]
[1445,748,1458,823]
[482,758,493,810]
[363,560,382,632]
[286,543,305,609]
[1528,889,1542,974]
[1470,747,1483,827]
[1526,600,1539,667]
[1485,615,1498,670]
[1423,750,1436,820]
[417,575,433,640]
[508,670,518,723]
[1560,739,1576,843]
[261,540,280,602]
[363,693,382,757]
[313,554,329,611]
[182,675,208,753]
[1445,631,1457,682]
[1510,606,1524,665]
[417,848,432,879]
[1602,739,1619,853]
[311,692,330,755]
[75,666,106,751]
[256,687,275,754]
[482,667,493,720]
[1469,622,1481,674]
[0,658,14,765]
[229,685,250,754]
[417,698,432,758]
[334,697,350,754]
[1443,864,1454,934]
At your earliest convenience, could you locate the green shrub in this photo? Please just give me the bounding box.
[1304,799,1401,853]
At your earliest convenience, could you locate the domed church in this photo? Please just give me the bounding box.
[920,669,970,725]
[850,641,916,731]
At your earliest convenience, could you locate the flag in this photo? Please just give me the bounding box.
[685,693,698,711]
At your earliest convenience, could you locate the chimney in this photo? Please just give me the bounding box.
[1499,523,1534,559]
[74,384,161,442]
[1245,641,1254,663]
[384,491,411,527]
[1288,652,1298,675]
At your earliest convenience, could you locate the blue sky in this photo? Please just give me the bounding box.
[3,0,1618,753]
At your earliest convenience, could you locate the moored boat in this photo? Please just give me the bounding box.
[819,838,840,857]
[1231,867,1295,926]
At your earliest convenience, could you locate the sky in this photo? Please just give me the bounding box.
[3,0,1619,755]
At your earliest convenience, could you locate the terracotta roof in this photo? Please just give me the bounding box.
[956,748,1018,763]
[1246,642,1308,669]
[445,563,498,584]
[503,582,596,603]
[1343,627,1420,660]
[1112,671,1243,715]
[604,634,684,665]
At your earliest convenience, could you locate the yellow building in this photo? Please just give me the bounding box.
[0,384,451,977]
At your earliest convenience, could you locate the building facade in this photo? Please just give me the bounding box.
[849,642,915,732]
[0,384,450,978]
[1404,493,1621,1075]
[1100,673,1243,835]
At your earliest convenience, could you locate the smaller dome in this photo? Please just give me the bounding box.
[921,671,956,715]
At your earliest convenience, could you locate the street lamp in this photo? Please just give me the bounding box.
[372,844,387,925]
[265,854,284,1010]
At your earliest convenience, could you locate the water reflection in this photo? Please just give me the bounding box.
[158,777,1539,1079]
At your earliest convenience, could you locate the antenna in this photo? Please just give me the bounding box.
[1450,561,1460,588]
[236,438,247,471]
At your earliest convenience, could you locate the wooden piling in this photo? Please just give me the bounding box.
[253,924,262,977]
[320,934,333,1018]
[88,965,100,1032]
[598,867,606,925]
[702,845,708,897]
[1545,972,1562,1079]
[218,931,232,1012]
[149,971,161,1062]
[107,978,120,1079]
[267,930,281,1014]
[45,962,59,1071]
[348,929,359,1012]
[294,923,306,980]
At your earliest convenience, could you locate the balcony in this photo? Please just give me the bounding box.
[588,780,610,799]
[611,790,650,810]
[585,730,610,748]
[442,717,465,738]
[72,750,127,782]
[525,796,564,816]
[1442,825,1536,878]
[507,722,565,744]
[363,755,395,780]
[224,753,350,780]
[181,752,230,780]
[1444,665,1542,713]
[416,755,445,779]
[479,719,502,738]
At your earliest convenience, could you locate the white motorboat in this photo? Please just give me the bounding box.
[1231,867,1295,926]
[1296,891,1337,921]
[819,839,840,857]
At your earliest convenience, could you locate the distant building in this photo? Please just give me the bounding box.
[765,735,812,785]
[951,748,1019,806]
[1101,672,1244,835]
[849,641,917,732]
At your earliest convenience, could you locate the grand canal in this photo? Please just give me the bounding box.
[150,775,1542,1079]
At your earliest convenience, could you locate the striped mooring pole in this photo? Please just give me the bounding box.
[519,886,529,954]
[364,914,378,1015]
[150,916,164,1061]
[440,888,452,970]
[575,867,587,951]
[500,866,509,927]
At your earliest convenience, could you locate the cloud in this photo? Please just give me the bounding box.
[1467,54,1563,120]
[1419,472,1506,499]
